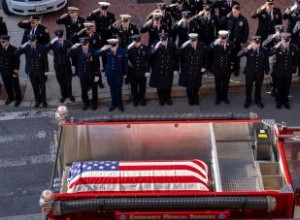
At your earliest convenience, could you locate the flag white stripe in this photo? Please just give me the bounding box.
[67,182,209,193]
[120,160,208,175]
[68,169,209,188]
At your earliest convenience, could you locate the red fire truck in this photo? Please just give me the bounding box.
[40,107,300,219]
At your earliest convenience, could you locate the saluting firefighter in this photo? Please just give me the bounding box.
[96,38,128,112]
[0,35,21,107]
[56,7,86,44]
[271,32,298,109]
[193,3,219,46]
[214,0,239,26]
[69,37,100,110]
[16,34,48,108]
[262,24,285,97]
[111,14,139,48]
[171,10,199,47]
[73,22,104,88]
[220,4,249,76]
[46,30,75,103]
[283,0,300,44]
[146,3,173,31]
[237,36,270,109]
[87,2,116,74]
[251,0,282,42]
[179,33,206,106]
[168,0,190,21]
[140,12,169,48]
[127,34,150,107]
[150,33,179,106]
[209,30,235,105]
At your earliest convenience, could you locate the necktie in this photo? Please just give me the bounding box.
[284,47,289,54]
[32,47,35,53]
[269,11,274,21]
[73,19,76,24]
[59,42,63,48]
[31,28,35,35]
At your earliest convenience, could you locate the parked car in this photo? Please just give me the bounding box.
[2,0,67,16]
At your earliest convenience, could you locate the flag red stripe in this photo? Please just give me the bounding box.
[119,165,207,180]
[191,159,208,172]
[69,176,209,190]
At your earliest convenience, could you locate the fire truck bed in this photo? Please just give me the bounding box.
[59,121,266,192]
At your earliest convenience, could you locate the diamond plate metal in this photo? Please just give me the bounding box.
[215,133,264,191]
[213,122,253,142]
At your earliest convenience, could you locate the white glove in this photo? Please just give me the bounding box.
[50,37,58,45]
[21,41,29,49]
[127,42,135,50]
[173,71,179,76]
[291,4,298,12]
[181,40,191,49]
[94,76,100,83]
[154,41,161,50]
[201,68,206,73]
[145,72,151,77]
[213,38,221,46]
[71,43,82,49]
[101,44,111,51]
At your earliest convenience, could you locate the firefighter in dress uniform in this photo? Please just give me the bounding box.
[16,34,48,108]
[179,33,206,105]
[111,14,140,47]
[18,15,50,79]
[172,10,199,47]
[86,2,116,73]
[251,0,282,42]
[127,34,150,107]
[146,3,173,31]
[96,38,128,112]
[168,0,190,21]
[271,32,298,109]
[140,12,169,48]
[74,22,105,88]
[193,3,218,45]
[220,4,249,76]
[150,33,179,106]
[262,24,285,97]
[69,37,100,110]
[283,0,300,44]
[47,30,75,103]
[209,30,235,105]
[56,7,86,44]
[0,35,21,106]
[237,36,270,109]
[214,0,239,29]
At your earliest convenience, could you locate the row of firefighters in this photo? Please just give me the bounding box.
[0,0,299,110]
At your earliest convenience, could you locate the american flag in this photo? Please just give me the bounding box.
[67,160,209,193]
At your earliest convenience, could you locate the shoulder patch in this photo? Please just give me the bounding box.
[45,29,49,33]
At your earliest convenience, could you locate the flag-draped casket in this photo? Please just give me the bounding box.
[67,159,210,193]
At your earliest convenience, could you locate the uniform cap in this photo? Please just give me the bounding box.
[98,2,111,7]
[159,32,168,40]
[157,3,167,9]
[188,33,198,39]
[107,38,119,44]
[274,24,284,31]
[131,34,141,41]
[218,30,229,37]
[152,12,163,18]
[182,10,192,19]
[120,14,131,19]
[28,34,37,41]
[84,22,94,28]
[54,29,64,37]
[203,3,212,11]
[0,35,10,41]
[177,0,184,3]
[68,7,79,11]
[29,15,40,20]
[281,32,291,39]
[79,37,90,44]
[251,36,261,44]
[266,0,274,4]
